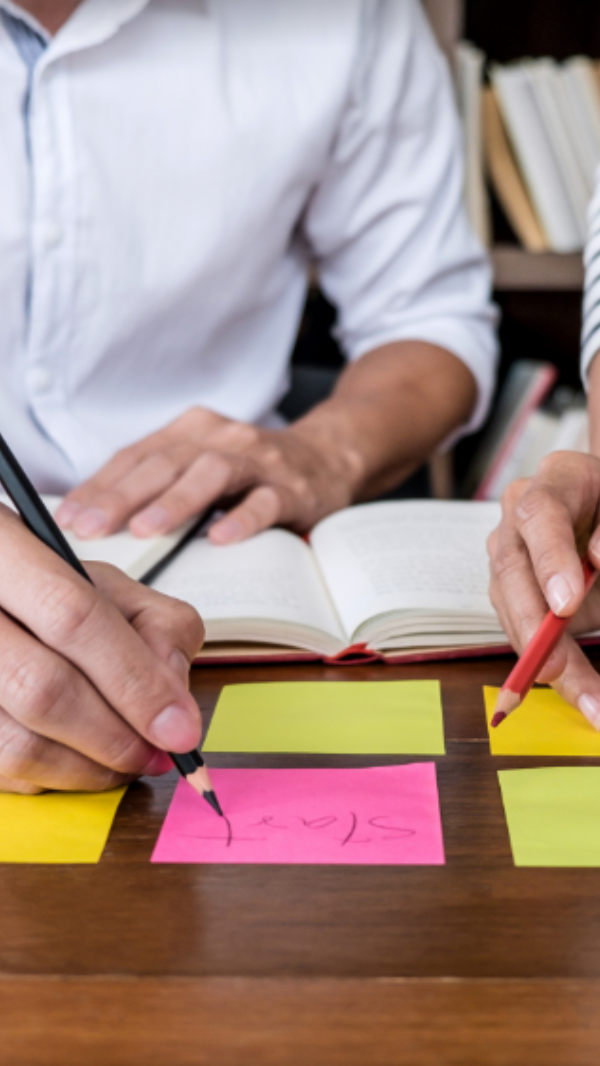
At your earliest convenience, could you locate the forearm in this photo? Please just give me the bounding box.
[588,354,600,456]
[289,341,477,501]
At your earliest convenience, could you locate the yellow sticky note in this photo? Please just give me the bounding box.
[0,787,127,863]
[499,768,600,866]
[203,681,445,754]
[484,685,600,756]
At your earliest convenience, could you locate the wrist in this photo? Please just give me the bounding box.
[288,402,368,501]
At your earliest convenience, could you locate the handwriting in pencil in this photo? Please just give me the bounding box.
[182,812,416,849]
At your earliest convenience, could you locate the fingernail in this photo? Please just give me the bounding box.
[169,649,190,687]
[131,505,170,536]
[73,508,109,538]
[149,701,200,751]
[210,518,243,544]
[55,500,81,527]
[546,574,574,615]
[144,750,174,776]
[579,694,600,731]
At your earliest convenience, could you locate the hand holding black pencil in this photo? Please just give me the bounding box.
[0,430,222,816]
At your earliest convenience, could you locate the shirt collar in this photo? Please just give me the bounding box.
[0,1,51,42]
[0,0,152,62]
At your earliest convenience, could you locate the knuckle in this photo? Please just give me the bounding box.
[537,450,584,480]
[289,474,310,498]
[500,478,530,515]
[256,443,282,469]
[492,540,525,584]
[0,723,44,782]
[177,601,205,648]
[514,485,558,532]
[537,452,561,478]
[151,451,183,483]
[215,421,258,450]
[529,543,562,579]
[189,451,237,496]
[234,423,260,449]
[203,450,232,479]
[153,594,205,651]
[3,654,69,727]
[37,578,99,647]
[101,730,149,775]
[181,405,210,428]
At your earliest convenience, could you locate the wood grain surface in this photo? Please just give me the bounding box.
[2,654,600,1064]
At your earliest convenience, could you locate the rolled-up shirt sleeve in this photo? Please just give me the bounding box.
[302,0,498,443]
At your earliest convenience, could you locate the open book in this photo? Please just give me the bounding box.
[150,500,517,664]
[6,496,598,665]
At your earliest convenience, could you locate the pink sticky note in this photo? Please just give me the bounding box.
[151,763,445,865]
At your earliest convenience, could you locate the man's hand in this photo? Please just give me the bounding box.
[487,451,600,726]
[0,506,204,794]
[55,408,360,546]
[55,342,477,545]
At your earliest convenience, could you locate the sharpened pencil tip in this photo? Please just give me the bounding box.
[491,711,506,728]
[203,790,224,817]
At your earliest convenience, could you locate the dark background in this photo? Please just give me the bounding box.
[465,0,600,64]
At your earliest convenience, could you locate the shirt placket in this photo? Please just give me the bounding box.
[26,55,77,461]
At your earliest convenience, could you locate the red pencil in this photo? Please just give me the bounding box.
[491,555,599,727]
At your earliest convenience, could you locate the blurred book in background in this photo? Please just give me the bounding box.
[464,361,588,501]
[454,48,600,252]
[456,41,491,246]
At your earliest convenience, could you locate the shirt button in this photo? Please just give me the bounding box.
[28,367,54,394]
[44,224,64,248]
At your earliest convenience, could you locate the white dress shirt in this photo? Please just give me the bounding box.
[0,0,497,493]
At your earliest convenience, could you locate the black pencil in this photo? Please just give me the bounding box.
[0,430,222,817]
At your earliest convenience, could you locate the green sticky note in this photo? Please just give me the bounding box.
[0,787,127,864]
[499,768,600,867]
[203,681,445,754]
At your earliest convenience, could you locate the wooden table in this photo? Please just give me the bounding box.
[3,655,600,1066]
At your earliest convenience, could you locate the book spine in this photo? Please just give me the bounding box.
[474,365,558,501]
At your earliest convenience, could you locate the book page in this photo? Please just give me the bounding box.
[0,495,191,581]
[150,528,346,651]
[310,501,502,641]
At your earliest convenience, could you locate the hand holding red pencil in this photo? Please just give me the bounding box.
[488,453,600,729]
[492,555,599,726]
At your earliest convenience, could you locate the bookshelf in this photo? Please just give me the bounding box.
[424,0,590,295]
[293,1,591,500]
[422,0,593,497]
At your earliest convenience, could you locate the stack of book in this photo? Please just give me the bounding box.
[455,45,600,252]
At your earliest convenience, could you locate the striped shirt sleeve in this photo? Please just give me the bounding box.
[581,170,600,380]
